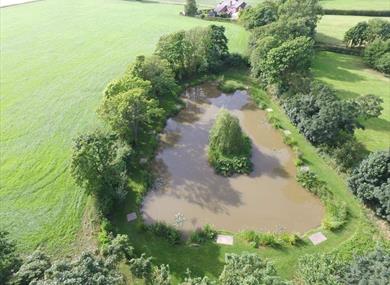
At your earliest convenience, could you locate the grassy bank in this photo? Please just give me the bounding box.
[320,0,390,11]
[0,0,248,255]
[313,51,390,151]
[113,69,384,284]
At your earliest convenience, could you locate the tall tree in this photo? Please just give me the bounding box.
[184,0,197,16]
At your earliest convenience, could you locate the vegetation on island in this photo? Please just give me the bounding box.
[208,109,252,176]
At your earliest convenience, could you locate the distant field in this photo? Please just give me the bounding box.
[316,15,390,46]
[313,51,390,151]
[0,0,248,254]
[320,0,390,11]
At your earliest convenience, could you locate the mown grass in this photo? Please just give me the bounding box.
[313,51,390,151]
[316,15,390,46]
[320,0,390,10]
[0,0,249,255]
[113,69,385,284]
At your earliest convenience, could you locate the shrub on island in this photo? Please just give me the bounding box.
[208,109,252,176]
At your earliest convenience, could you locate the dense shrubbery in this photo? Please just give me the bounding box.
[348,151,390,221]
[344,19,390,74]
[240,230,301,248]
[145,222,182,245]
[155,25,228,79]
[0,231,20,284]
[296,247,390,285]
[246,0,321,89]
[208,109,252,176]
[219,253,289,285]
[188,225,217,244]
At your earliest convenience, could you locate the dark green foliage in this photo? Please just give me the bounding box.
[344,18,390,48]
[375,51,390,74]
[239,1,278,30]
[127,55,179,98]
[155,25,228,79]
[184,0,197,17]
[98,87,164,145]
[331,139,368,171]
[44,252,123,285]
[146,222,181,245]
[354,94,384,119]
[219,253,289,285]
[296,169,330,200]
[344,21,369,47]
[208,109,252,176]
[188,225,217,244]
[70,131,130,214]
[129,253,153,280]
[364,39,390,73]
[283,83,360,146]
[342,247,390,284]
[0,230,20,284]
[152,264,171,285]
[181,269,216,285]
[12,251,51,285]
[348,151,390,221]
[323,9,390,17]
[101,234,134,267]
[296,253,344,285]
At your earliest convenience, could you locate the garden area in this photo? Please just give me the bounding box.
[1,0,389,285]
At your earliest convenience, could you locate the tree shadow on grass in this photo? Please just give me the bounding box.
[363,117,390,133]
[315,32,342,46]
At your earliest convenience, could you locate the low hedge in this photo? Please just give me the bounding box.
[323,9,390,17]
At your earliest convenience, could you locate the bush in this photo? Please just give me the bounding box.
[146,222,181,245]
[188,225,217,244]
[322,200,348,230]
[348,151,390,221]
[129,253,153,281]
[13,250,51,285]
[376,52,390,74]
[296,169,331,200]
[331,139,368,172]
[364,39,390,74]
[240,230,300,248]
[217,80,246,93]
[0,231,21,283]
[208,110,252,176]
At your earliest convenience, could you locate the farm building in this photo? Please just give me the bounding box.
[214,0,247,19]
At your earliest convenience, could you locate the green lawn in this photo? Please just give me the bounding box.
[0,0,248,255]
[320,0,390,10]
[316,15,390,46]
[113,70,384,283]
[313,51,390,151]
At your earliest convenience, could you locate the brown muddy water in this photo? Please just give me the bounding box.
[142,83,324,233]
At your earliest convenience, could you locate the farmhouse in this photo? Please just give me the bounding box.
[214,0,247,19]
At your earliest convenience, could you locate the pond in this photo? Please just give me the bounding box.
[142,83,324,233]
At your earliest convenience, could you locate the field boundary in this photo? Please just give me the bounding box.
[323,8,390,17]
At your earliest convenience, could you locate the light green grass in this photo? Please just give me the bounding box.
[316,15,390,46]
[313,51,390,151]
[0,0,248,255]
[320,0,390,10]
[113,70,384,283]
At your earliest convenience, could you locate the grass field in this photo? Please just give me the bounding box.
[316,15,390,46]
[313,51,390,151]
[320,0,390,10]
[0,0,248,255]
[113,70,383,283]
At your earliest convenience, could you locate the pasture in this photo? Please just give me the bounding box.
[0,0,248,255]
[320,0,390,11]
[313,51,390,151]
[316,15,390,46]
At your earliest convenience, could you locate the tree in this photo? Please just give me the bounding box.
[262,36,314,85]
[13,250,51,285]
[239,1,279,30]
[0,230,20,284]
[367,18,390,42]
[348,151,390,221]
[103,75,152,99]
[364,39,390,66]
[128,254,152,281]
[101,234,134,267]
[184,0,197,16]
[219,253,289,285]
[127,55,179,98]
[342,247,390,284]
[344,21,369,47]
[152,264,171,285]
[376,52,390,74]
[43,252,123,285]
[354,94,384,119]
[296,253,343,285]
[70,131,129,214]
[181,269,216,285]
[98,88,163,145]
